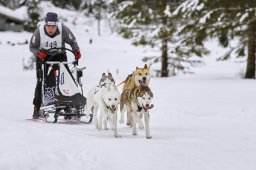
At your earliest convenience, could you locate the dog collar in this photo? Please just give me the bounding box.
[137,105,143,112]
[105,105,117,113]
[105,106,110,113]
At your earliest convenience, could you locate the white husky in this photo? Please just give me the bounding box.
[86,73,121,138]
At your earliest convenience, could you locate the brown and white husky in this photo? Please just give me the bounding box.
[120,86,154,139]
[120,64,151,125]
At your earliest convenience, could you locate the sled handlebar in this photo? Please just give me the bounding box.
[45,47,75,55]
[40,47,79,65]
[46,61,78,65]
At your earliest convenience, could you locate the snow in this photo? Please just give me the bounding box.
[199,11,213,24]
[164,4,171,17]
[0,5,256,170]
[173,0,200,17]
[239,12,249,23]
[0,5,26,21]
[196,3,204,11]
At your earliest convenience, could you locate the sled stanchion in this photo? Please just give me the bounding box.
[87,114,93,123]
[73,60,78,66]
[53,113,58,123]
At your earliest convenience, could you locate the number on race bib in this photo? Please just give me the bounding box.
[45,41,57,48]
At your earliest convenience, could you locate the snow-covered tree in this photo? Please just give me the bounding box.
[83,0,108,36]
[0,0,24,9]
[52,0,68,8]
[173,0,256,78]
[52,0,81,10]
[112,0,202,77]
[24,0,40,32]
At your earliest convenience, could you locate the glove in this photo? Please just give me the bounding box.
[74,51,81,60]
[38,51,47,60]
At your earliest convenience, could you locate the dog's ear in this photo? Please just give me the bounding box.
[108,72,113,78]
[101,73,107,81]
[102,73,106,78]
[136,67,138,70]
[144,64,148,69]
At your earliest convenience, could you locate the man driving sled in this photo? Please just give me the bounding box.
[29,12,81,119]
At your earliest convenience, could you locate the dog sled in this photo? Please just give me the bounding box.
[38,47,92,123]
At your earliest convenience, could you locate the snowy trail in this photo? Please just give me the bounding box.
[0,30,256,170]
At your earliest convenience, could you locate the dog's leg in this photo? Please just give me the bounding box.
[103,113,111,130]
[131,111,137,135]
[135,111,144,129]
[98,109,103,131]
[144,111,152,139]
[127,110,131,126]
[113,112,120,138]
[103,119,109,130]
[106,116,114,130]
[119,103,125,124]
[139,112,143,119]
[92,105,100,130]
[126,110,133,127]
[119,108,125,124]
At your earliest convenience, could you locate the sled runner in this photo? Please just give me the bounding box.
[38,47,92,123]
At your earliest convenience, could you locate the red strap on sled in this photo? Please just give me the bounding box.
[54,70,59,77]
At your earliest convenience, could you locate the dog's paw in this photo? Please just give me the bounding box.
[132,132,137,136]
[114,134,121,138]
[146,136,152,139]
[104,127,109,130]
[139,113,143,119]
[119,119,124,124]
[138,124,144,129]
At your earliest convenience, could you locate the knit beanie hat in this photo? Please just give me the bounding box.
[45,12,58,26]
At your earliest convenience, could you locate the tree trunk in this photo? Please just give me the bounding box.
[97,19,101,36]
[161,16,168,77]
[161,38,168,77]
[245,22,256,78]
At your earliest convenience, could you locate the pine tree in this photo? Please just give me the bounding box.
[71,0,81,10]
[0,0,9,7]
[24,0,40,32]
[173,0,256,78]
[52,0,67,8]
[52,0,81,10]
[0,0,22,9]
[91,0,108,36]
[112,0,202,77]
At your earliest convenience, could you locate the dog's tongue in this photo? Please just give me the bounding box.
[147,104,154,109]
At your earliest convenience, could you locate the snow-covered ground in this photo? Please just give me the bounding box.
[0,6,256,170]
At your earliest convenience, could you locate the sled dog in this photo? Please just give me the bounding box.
[120,86,154,139]
[121,64,151,125]
[123,64,150,91]
[86,73,120,137]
